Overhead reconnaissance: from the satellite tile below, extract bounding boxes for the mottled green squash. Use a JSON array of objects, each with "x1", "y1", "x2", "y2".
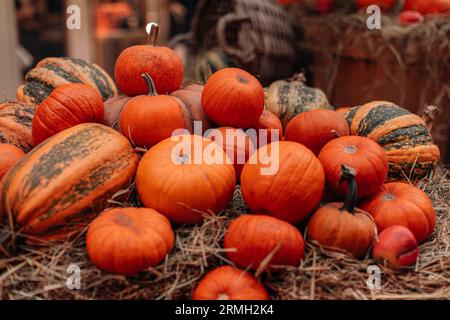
[
  {"x1": 0, "y1": 101, "x2": 35, "y2": 152},
  {"x1": 0, "y1": 123, "x2": 138, "y2": 243},
  {"x1": 17, "y1": 57, "x2": 118, "y2": 106},
  {"x1": 344, "y1": 101, "x2": 440, "y2": 181},
  {"x1": 265, "y1": 78, "x2": 330, "y2": 128}
]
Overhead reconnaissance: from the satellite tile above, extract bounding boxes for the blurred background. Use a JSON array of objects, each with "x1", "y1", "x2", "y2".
[{"x1": 0, "y1": 0, "x2": 449, "y2": 165}]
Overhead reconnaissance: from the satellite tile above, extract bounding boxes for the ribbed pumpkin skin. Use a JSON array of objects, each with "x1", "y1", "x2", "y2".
[
  {"x1": 0, "y1": 102, "x2": 35, "y2": 152},
  {"x1": 114, "y1": 45, "x2": 184, "y2": 96},
  {"x1": 265, "y1": 79, "x2": 330, "y2": 128},
  {"x1": 32, "y1": 83, "x2": 105, "y2": 146},
  {"x1": 224, "y1": 215, "x2": 305, "y2": 270},
  {"x1": 202, "y1": 68, "x2": 265, "y2": 128},
  {"x1": 136, "y1": 135, "x2": 236, "y2": 224},
  {"x1": 308, "y1": 203, "x2": 375, "y2": 258},
  {"x1": 344, "y1": 101, "x2": 440, "y2": 181},
  {"x1": 0, "y1": 123, "x2": 138, "y2": 240},
  {"x1": 87, "y1": 208, "x2": 174, "y2": 275},
  {"x1": 361, "y1": 182, "x2": 436, "y2": 243},
  {"x1": 253, "y1": 110, "x2": 283, "y2": 146},
  {"x1": 205, "y1": 127, "x2": 255, "y2": 181},
  {"x1": 318, "y1": 136, "x2": 388, "y2": 199},
  {"x1": 120, "y1": 95, "x2": 187, "y2": 148},
  {"x1": 17, "y1": 57, "x2": 118, "y2": 105},
  {"x1": 0, "y1": 144, "x2": 25, "y2": 180},
  {"x1": 285, "y1": 109, "x2": 350, "y2": 155},
  {"x1": 193, "y1": 266, "x2": 270, "y2": 300},
  {"x1": 241, "y1": 141, "x2": 325, "y2": 224}
]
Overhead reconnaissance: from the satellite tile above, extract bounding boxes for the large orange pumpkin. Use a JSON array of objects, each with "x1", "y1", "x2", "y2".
[
  {"x1": 318, "y1": 136, "x2": 388, "y2": 199},
  {"x1": 285, "y1": 109, "x2": 350, "y2": 155},
  {"x1": 0, "y1": 101, "x2": 35, "y2": 152},
  {"x1": 114, "y1": 23, "x2": 183, "y2": 96},
  {"x1": 136, "y1": 135, "x2": 236, "y2": 224},
  {"x1": 202, "y1": 68, "x2": 264, "y2": 128},
  {"x1": 32, "y1": 83, "x2": 104, "y2": 146},
  {"x1": 224, "y1": 215, "x2": 305, "y2": 271},
  {"x1": 86, "y1": 207, "x2": 174, "y2": 275},
  {"x1": 241, "y1": 141, "x2": 325, "y2": 224},
  {"x1": 0, "y1": 144, "x2": 25, "y2": 180},
  {"x1": 308, "y1": 165, "x2": 376, "y2": 258},
  {"x1": 360, "y1": 182, "x2": 436, "y2": 243},
  {"x1": 206, "y1": 127, "x2": 255, "y2": 181},
  {"x1": 192, "y1": 266, "x2": 270, "y2": 300},
  {"x1": 0, "y1": 123, "x2": 138, "y2": 242},
  {"x1": 253, "y1": 110, "x2": 283, "y2": 147},
  {"x1": 404, "y1": 0, "x2": 450, "y2": 14},
  {"x1": 120, "y1": 74, "x2": 187, "y2": 148}
]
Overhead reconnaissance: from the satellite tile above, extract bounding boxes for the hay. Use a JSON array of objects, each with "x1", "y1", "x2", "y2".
[{"x1": 0, "y1": 168, "x2": 449, "y2": 300}]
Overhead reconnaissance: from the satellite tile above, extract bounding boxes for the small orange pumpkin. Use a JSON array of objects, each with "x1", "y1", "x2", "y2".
[
  {"x1": 114, "y1": 23, "x2": 183, "y2": 96},
  {"x1": 285, "y1": 109, "x2": 350, "y2": 155},
  {"x1": 202, "y1": 68, "x2": 264, "y2": 128},
  {"x1": 192, "y1": 266, "x2": 270, "y2": 300},
  {"x1": 241, "y1": 141, "x2": 325, "y2": 224},
  {"x1": 318, "y1": 136, "x2": 388, "y2": 199},
  {"x1": 224, "y1": 215, "x2": 305, "y2": 271},
  {"x1": 32, "y1": 83, "x2": 104, "y2": 146},
  {"x1": 136, "y1": 135, "x2": 236, "y2": 224},
  {"x1": 308, "y1": 165, "x2": 376, "y2": 258},
  {"x1": 120, "y1": 74, "x2": 187, "y2": 148},
  {"x1": 253, "y1": 110, "x2": 283, "y2": 147},
  {"x1": 0, "y1": 144, "x2": 25, "y2": 180},
  {"x1": 87, "y1": 207, "x2": 174, "y2": 275},
  {"x1": 361, "y1": 182, "x2": 436, "y2": 243},
  {"x1": 205, "y1": 127, "x2": 255, "y2": 181}
]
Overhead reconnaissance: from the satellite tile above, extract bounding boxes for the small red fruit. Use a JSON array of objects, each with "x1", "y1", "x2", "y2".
[
  {"x1": 372, "y1": 225, "x2": 419, "y2": 269},
  {"x1": 398, "y1": 10, "x2": 424, "y2": 25}
]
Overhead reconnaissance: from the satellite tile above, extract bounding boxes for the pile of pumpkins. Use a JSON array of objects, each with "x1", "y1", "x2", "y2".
[{"x1": 0, "y1": 23, "x2": 441, "y2": 300}]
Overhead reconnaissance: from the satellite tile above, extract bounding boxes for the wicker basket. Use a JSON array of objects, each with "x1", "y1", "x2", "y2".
[{"x1": 191, "y1": 0, "x2": 297, "y2": 85}]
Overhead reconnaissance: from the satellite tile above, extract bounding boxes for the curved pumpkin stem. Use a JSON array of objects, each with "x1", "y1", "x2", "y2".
[
  {"x1": 339, "y1": 164, "x2": 357, "y2": 214},
  {"x1": 141, "y1": 73, "x2": 157, "y2": 96},
  {"x1": 146, "y1": 22, "x2": 159, "y2": 46}
]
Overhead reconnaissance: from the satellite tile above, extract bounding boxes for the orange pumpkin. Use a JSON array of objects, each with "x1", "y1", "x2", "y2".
[
  {"x1": 308, "y1": 165, "x2": 376, "y2": 258},
  {"x1": 120, "y1": 74, "x2": 187, "y2": 148},
  {"x1": 335, "y1": 106, "x2": 352, "y2": 116},
  {"x1": 0, "y1": 144, "x2": 25, "y2": 180},
  {"x1": 356, "y1": 0, "x2": 397, "y2": 10},
  {"x1": 253, "y1": 110, "x2": 283, "y2": 147},
  {"x1": 136, "y1": 135, "x2": 236, "y2": 224},
  {"x1": 32, "y1": 83, "x2": 104, "y2": 146},
  {"x1": 114, "y1": 23, "x2": 183, "y2": 96},
  {"x1": 202, "y1": 68, "x2": 264, "y2": 128},
  {"x1": 361, "y1": 182, "x2": 436, "y2": 243},
  {"x1": 318, "y1": 136, "x2": 388, "y2": 199},
  {"x1": 87, "y1": 207, "x2": 174, "y2": 275},
  {"x1": 192, "y1": 266, "x2": 270, "y2": 300},
  {"x1": 224, "y1": 215, "x2": 305, "y2": 271},
  {"x1": 0, "y1": 101, "x2": 35, "y2": 152},
  {"x1": 404, "y1": 0, "x2": 450, "y2": 14},
  {"x1": 241, "y1": 141, "x2": 325, "y2": 224},
  {"x1": 285, "y1": 109, "x2": 350, "y2": 155},
  {"x1": 206, "y1": 127, "x2": 255, "y2": 181}
]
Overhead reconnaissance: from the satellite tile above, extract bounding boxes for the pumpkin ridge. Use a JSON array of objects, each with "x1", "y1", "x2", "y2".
[
  {"x1": 357, "y1": 104, "x2": 411, "y2": 137},
  {"x1": 379, "y1": 125, "x2": 433, "y2": 150},
  {"x1": 368, "y1": 115, "x2": 427, "y2": 142},
  {"x1": 39, "y1": 97, "x2": 80, "y2": 129}
]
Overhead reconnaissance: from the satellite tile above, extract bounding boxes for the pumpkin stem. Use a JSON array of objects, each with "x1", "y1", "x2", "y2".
[
  {"x1": 339, "y1": 164, "x2": 357, "y2": 214},
  {"x1": 141, "y1": 73, "x2": 157, "y2": 96},
  {"x1": 146, "y1": 22, "x2": 159, "y2": 46}
]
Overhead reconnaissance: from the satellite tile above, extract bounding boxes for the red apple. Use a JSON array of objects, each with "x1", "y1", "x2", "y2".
[
  {"x1": 398, "y1": 10, "x2": 424, "y2": 25},
  {"x1": 372, "y1": 226, "x2": 419, "y2": 269}
]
